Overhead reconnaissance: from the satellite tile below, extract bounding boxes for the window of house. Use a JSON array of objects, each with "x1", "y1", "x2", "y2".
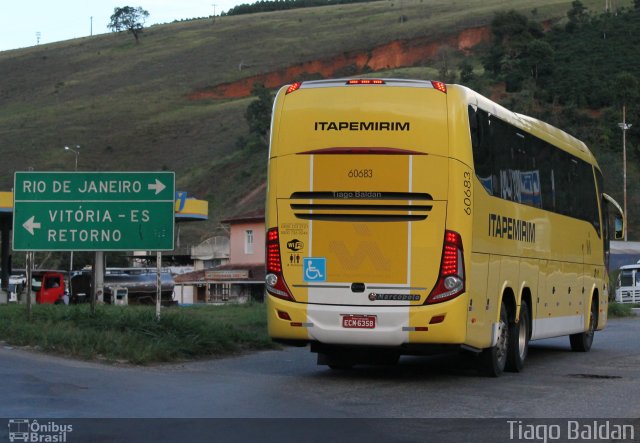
[{"x1": 245, "y1": 229, "x2": 254, "y2": 254}]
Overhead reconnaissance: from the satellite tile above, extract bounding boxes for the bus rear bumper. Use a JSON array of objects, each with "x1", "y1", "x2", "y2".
[{"x1": 267, "y1": 294, "x2": 469, "y2": 347}]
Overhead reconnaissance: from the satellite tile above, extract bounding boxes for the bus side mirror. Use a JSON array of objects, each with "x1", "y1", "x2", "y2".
[
  {"x1": 603, "y1": 193, "x2": 625, "y2": 241},
  {"x1": 615, "y1": 215, "x2": 624, "y2": 240}
]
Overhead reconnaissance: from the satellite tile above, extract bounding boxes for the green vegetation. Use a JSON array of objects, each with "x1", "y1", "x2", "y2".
[
  {"x1": 608, "y1": 302, "x2": 636, "y2": 317},
  {"x1": 224, "y1": 0, "x2": 375, "y2": 16},
  {"x1": 236, "y1": 83, "x2": 274, "y2": 152},
  {"x1": 108, "y1": 6, "x2": 150, "y2": 42},
  {"x1": 470, "y1": 2, "x2": 640, "y2": 241},
  {"x1": 0, "y1": 303, "x2": 276, "y2": 364}
]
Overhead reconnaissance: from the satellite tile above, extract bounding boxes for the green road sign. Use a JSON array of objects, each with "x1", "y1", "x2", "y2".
[{"x1": 13, "y1": 172, "x2": 175, "y2": 251}]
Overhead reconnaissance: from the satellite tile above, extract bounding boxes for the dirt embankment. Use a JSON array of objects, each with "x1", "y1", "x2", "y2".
[{"x1": 188, "y1": 26, "x2": 490, "y2": 100}]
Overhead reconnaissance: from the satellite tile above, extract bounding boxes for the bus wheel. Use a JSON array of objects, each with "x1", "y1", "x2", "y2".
[
  {"x1": 506, "y1": 299, "x2": 530, "y2": 372},
  {"x1": 479, "y1": 302, "x2": 509, "y2": 377},
  {"x1": 570, "y1": 297, "x2": 597, "y2": 352}
]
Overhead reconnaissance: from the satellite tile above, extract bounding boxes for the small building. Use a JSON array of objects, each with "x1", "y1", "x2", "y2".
[
  {"x1": 191, "y1": 236, "x2": 230, "y2": 270},
  {"x1": 174, "y1": 211, "x2": 265, "y2": 304}
]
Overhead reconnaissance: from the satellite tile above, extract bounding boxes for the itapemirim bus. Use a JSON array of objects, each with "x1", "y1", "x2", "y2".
[{"x1": 265, "y1": 79, "x2": 624, "y2": 376}]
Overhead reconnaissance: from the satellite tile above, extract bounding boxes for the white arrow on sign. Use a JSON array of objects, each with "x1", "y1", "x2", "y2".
[
  {"x1": 148, "y1": 179, "x2": 166, "y2": 195},
  {"x1": 23, "y1": 216, "x2": 41, "y2": 235}
]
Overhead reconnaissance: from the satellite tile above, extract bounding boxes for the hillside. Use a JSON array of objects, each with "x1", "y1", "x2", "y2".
[{"x1": 0, "y1": 0, "x2": 633, "y2": 256}]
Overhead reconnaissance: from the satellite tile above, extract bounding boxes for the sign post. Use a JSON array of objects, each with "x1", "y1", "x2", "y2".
[
  {"x1": 13, "y1": 172, "x2": 175, "y2": 251},
  {"x1": 156, "y1": 251, "x2": 162, "y2": 320},
  {"x1": 25, "y1": 251, "x2": 33, "y2": 321},
  {"x1": 13, "y1": 172, "x2": 175, "y2": 316}
]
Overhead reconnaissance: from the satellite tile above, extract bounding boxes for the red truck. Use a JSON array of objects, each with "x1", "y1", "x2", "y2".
[{"x1": 31, "y1": 271, "x2": 66, "y2": 304}]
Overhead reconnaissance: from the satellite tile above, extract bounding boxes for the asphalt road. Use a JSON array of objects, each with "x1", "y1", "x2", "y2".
[{"x1": 1, "y1": 317, "x2": 639, "y2": 442}]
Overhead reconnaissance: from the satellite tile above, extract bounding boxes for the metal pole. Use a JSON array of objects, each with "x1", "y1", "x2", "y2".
[
  {"x1": 0, "y1": 216, "x2": 10, "y2": 303},
  {"x1": 156, "y1": 251, "x2": 162, "y2": 320},
  {"x1": 623, "y1": 105, "x2": 628, "y2": 241},
  {"x1": 64, "y1": 145, "x2": 80, "y2": 291},
  {"x1": 92, "y1": 251, "x2": 104, "y2": 314},
  {"x1": 620, "y1": 105, "x2": 631, "y2": 241},
  {"x1": 26, "y1": 252, "x2": 33, "y2": 321},
  {"x1": 70, "y1": 152, "x2": 76, "y2": 295}
]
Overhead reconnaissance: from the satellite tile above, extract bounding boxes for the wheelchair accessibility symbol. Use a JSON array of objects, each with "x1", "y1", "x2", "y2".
[{"x1": 303, "y1": 257, "x2": 326, "y2": 282}]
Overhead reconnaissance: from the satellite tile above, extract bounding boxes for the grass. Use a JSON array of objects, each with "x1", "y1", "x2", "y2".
[
  {"x1": 0, "y1": 301, "x2": 633, "y2": 364},
  {"x1": 0, "y1": 303, "x2": 278, "y2": 364},
  {"x1": 608, "y1": 302, "x2": 636, "y2": 318}
]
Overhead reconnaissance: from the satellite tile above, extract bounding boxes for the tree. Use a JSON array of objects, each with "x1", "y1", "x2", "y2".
[
  {"x1": 482, "y1": 10, "x2": 545, "y2": 90},
  {"x1": 613, "y1": 72, "x2": 640, "y2": 108},
  {"x1": 436, "y1": 47, "x2": 457, "y2": 84},
  {"x1": 524, "y1": 39, "x2": 554, "y2": 81},
  {"x1": 566, "y1": 1, "x2": 588, "y2": 32},
  {"x1": 108, "y1": 6, "x2": 150, "y2": 42},
  {"x1": 484, "y1": 11, "x2": 544, "y2": 74},
  {"x1": 245, "y1": 83, "x2": 273, "y2": 138},
  {"x1": 236, "y1": 83, "x2": 274, "y2": 151},
  {"x1": 459, "y1": 59, "x2": 475, "y2": 84}
]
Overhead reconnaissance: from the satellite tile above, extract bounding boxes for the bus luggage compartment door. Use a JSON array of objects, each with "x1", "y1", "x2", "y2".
[{"x1": 278, "y1": 196, "x2": 446, "y2": 307}]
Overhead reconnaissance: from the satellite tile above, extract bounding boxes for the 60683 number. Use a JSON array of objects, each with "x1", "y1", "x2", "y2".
[
  {"x1": 463, "y1": 171, "x2": 472, "y2": 215},
  {"x1": 348, "y1": 169, "x2": 373, "y2": 178}
]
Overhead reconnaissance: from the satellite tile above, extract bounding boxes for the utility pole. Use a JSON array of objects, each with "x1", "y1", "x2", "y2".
[
  {"x1": 619, "y1": 105, "x2": 632, "y2": 241},
  {"x1": 64, "y1": 145, "x2": 80, "y2": 296},
  {"x1": 212, "y1": 4, "x2": 217, "y2": 23},
  {"x1": 90, "y1": 16, "x2": 93, "y2": 36}
]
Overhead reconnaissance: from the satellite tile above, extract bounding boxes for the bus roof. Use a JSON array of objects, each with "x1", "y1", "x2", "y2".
[{"x1": 275, "y1": 79, "x2": 600, "y2": 169}]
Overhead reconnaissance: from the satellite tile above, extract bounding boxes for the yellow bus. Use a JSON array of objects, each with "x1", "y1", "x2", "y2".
[{"x1": 265, "y1": 79, "x2": 624, "y2": 376}]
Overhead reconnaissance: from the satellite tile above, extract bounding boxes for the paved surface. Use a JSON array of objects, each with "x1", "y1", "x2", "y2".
[{"x1": 1, "y1": 317, "x2": 639, "y2": 441}]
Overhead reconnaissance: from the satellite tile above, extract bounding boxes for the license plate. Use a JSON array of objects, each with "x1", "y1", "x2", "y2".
[{"x1": 342, "y1": 314, "x2": 376, "y2": 329}]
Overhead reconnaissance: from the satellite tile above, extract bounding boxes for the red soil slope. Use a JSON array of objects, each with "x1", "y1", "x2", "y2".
[{"x1": 188, "y1": 26, "x2": 490, "y2": 100}]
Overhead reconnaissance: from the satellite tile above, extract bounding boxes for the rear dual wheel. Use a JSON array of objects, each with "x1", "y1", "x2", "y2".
[
  {"x1": 479, "y1": 302, "x2": 509, "y2": 377},
  {"x1": 506, "y1": 299, "x2": 530, "y2": 372},
  {"x1": 479, "y1": 300, "x2": 530, "y2": 376},
  {"x1": 570, "y1": 297, "x2": 597, "y2": 352}
]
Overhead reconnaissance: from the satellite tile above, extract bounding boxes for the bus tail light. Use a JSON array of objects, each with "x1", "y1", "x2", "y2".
[
  {"x1": 286, "y1": 82, "x2": 302, "y2": 94},
  {"x1": 426, "y1": 230, "x2": 465, "y2": 304},
  {"x1": 346, "y1": 79, "x2": 386, "y2": 85},
  {"x1": 431, "y1": 81, "x2": 447, "y2": 93},
  {"x1": 266, "y1": 228, "x2": 295, "y2": 301}
]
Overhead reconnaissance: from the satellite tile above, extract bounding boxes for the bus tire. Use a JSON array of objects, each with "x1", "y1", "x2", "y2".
[
  {"x1": 479, "y1": 301, "x2": 509, "y2": 377},
  {"x1": 570, "y1": 297, "x2": 597, "y2": 352},
  {"x1": 506, "y1": 299, "x2": 530, "y2": 372}
]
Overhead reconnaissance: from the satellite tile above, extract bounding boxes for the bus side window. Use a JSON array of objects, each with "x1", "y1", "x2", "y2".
[
  {"x1": 469, "y1": 105, "x2": 480, "y2": 150},
  {"x1": 468, "y1": 105, "x2": 480, "y2": 150},
  {"x1": 469, "y1": 106, "x2": 494, "y2": 195}
]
